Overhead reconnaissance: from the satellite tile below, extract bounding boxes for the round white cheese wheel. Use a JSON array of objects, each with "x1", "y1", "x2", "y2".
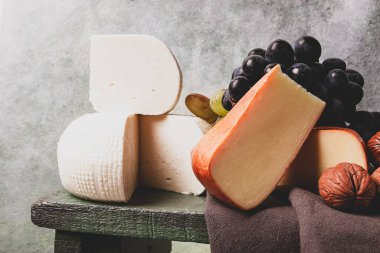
[
  {"x1": 89, "y1": 34, "x2": 182, "y2": 115},
  {"x1": 57, "y1": 113, "x2": 138, "y2": 202}
]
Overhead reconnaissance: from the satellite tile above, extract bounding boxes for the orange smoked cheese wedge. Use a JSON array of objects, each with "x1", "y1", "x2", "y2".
[
  {"x1": 191, "y1": 65, "x2": 326, "y2": 210},
  {"x1": 280, "y1": 127, "x2": 368, "y2": 192}
]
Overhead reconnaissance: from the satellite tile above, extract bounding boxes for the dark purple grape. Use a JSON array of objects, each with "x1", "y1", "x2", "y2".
[
  {"x1": 316, "y1": 118, "x2": 330, "y2": 127},
  {"x1": 346, "y1": 69, "x2": 364, "y2": 87},
  {"x1": 265, "y1": 39, "x2": 294, "y2": 67},
  {"x1": 309, "y1": 62, "x2": 327, "y2": 82},
  {"x1": 318, "y1": 118, "x2": 346, "y2": 127},
  {"x1": 318, "y1": 98, "x2": 345, "y2": 126},
  {"x1": 371, "y1": 111, "x2": 380, "y2": 132},
  {"x1": 338, "y1": 81, "x2": 363, "y2": 105},
  {"x1": 293, "y1": 36, "x2": 321, "y2": 64},
  {"x1": 228, "y1": 76, "x2": 251, "y2": 103},
  {"x1": 372, "y1": 112, "x2": 380, "y2": 120},
  {"x1": 349, "y1": 111, "x2": 376, "y2": 133},
  {"x1": 349, "y1": 124, "x2": 372, "y2": 143},
  {"x1": 343, "y1": 104, "x2": 356, "y2": 122},
  {"x1": 228, "y1": 96, "x2": 236, "y2": 107},
  {"x1": 242, "y1": 55, "x2": 268, "y2": 82},
  {"x1": 336, "y1": 121, "x2": 348, "y2": 127},
  {"x1": 287, "y1": 63, "x2": 313, "y2": 89},
  {"x1": 263, "y1": 63, "x2": 287, "y2": 74},
  {"x1": 222, "y1": 89, "x2": 233, "y2": 110},
  {"x1": 322, "y1": 58, "x2": 346, "y2": 71},
  {"x1": 308, "y1": 81, "x2": 328, "y2": 101},
  {"x1": 231, "y1": 66, "x2": 244, "y2": 79},
  {"x1": 323, "y1": 69, "x2": 349, "y2": 96},
  {"x1": 248, "y1": 48, "x2": 266, "y2": 57}
]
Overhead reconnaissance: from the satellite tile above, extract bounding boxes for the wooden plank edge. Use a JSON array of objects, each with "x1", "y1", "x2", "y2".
[{"x1": 31, "y1": 199, "x2": 209, "y2": 243}]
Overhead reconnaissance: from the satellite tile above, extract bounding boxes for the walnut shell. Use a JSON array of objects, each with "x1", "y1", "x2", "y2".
[
  {"x1": 372, "y1": 168, "x2": 380, "y2": 195},
  {"x1": 367, "y1": 132, "x2": 380, "y2": 165},
  {"x1": 318, "y1": 162, "x2": 376, "y2": 211}
]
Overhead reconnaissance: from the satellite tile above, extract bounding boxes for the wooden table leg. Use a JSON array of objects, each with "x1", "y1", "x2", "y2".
[
  {"x1": 121, "y1": 237, "x2": 171, "y2": 253},
  {"x1": 54, "y1": 230, "x2": 171, "y2": 253},
  {"x1": 55, "y1": 230, "x2": 83, "y2": 253}
]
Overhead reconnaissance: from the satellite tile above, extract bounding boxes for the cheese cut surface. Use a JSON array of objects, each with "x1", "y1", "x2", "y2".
[
  {"x1": 90, "y1": 34, "x2": 182, "y2": 115},
  {"x1": 57, "y1": 113, "x2": 138, "y2": 202},
  {"x1": 280, "y1": 127, "x2": 368, "y2": 191},
  {"x1": 139, "y1": 114, "x2": 205, "y2": 195},
  {"x1": 192, "y1": 65, "x2": 325, "y2": 210}
]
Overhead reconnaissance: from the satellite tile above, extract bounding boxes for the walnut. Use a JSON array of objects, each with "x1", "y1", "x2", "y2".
[
  {"x1": 367, "y1": 132, "x2": 380, "y2": 166},
  {"x1": 318, "y1": 162, "x2": 376, "y2": 212},
  {"x1": 372, "y1": 168, "x2": 380, "y2": 195}
]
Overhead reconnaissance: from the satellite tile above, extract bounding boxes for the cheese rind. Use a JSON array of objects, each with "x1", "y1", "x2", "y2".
[
  {"x1": 57, "y1": 113, "x2": 138, "y2": 202},
  {"x1": 192, "y1": 65, "x2": 325, "y2": 210},
  {"x1": 90, "y1": 34, "x2": 182, "y2": 115},
  {"x1": 139, "y1": 114, "x2": 205, "y2": 195},
  {"x1": 280, "y1": 127, "x2": 368, "y2": 191}
]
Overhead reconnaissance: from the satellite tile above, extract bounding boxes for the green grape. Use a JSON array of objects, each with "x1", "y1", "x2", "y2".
[
  {"x1": 185, "y1": 93, "x2": 219, "y2": 124},
  {"x1": 210, "y1": 89, "x2": 229, "y2": 117}
]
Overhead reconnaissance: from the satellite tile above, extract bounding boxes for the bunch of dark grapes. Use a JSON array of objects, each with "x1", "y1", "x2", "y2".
[{"x1": 220, "y1": 36, "x2": 380, "y2": 147}]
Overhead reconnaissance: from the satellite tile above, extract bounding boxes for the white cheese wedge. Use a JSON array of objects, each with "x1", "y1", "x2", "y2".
[
  {"x1": 57, "y1": 113, "x2": 138, "y2": 202},
  {"x1": 89, "y1": 34, "x2": 182, "y2": 115},
  {"x1": 139, "y1": 114, "x2": 205, "y2": 195}
]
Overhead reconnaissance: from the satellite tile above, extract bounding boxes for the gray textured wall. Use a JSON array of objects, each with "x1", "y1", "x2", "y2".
[{"x1": 1, "y1": 0, "x2": 379, "y2": 252}]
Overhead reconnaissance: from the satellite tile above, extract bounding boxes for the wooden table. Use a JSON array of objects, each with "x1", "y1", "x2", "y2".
[{"x1": 31, "y1": 189, "x2": 208, "y2": 253}]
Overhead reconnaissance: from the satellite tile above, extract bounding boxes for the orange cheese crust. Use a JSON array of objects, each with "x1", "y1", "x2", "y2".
[{"x1": 191, "y1": 66, "x2": 278, "y2": 208}]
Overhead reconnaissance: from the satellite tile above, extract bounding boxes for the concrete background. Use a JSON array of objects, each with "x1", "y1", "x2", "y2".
[{"x1": 0, "y1": 0, "x2": 379, "y2": 252}]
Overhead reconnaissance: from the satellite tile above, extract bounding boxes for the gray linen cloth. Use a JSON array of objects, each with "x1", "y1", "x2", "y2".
[{"x1": 205, "y1": 188, "x2": 380, "y2": 253}]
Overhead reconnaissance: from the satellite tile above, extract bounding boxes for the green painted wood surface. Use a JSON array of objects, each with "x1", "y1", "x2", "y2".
[{"x1": 31, "y1": 189, "x2": 208, "y2": 243}]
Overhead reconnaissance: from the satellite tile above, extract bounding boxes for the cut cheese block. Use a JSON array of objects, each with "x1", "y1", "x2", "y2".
[
  {"x1": 280, "y1": 127, "x2": 368, "y2": 191},
  {"x1": 192, "y1": 65, "x2": 326, "y2": 210},
  {"x1": 57, "y1": 113, "x2": 138, "y2": 202},
  {"x1": 139, "y1": 114, "x2": 205, "y2": 195},
  {"x1": 90, "y1": 34, "x2": 182, "y2": 115}
]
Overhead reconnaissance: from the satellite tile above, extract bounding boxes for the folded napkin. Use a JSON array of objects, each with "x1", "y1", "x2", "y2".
[{"x1": 205, "y1": 188, "x2": 380, "y2": 253}]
